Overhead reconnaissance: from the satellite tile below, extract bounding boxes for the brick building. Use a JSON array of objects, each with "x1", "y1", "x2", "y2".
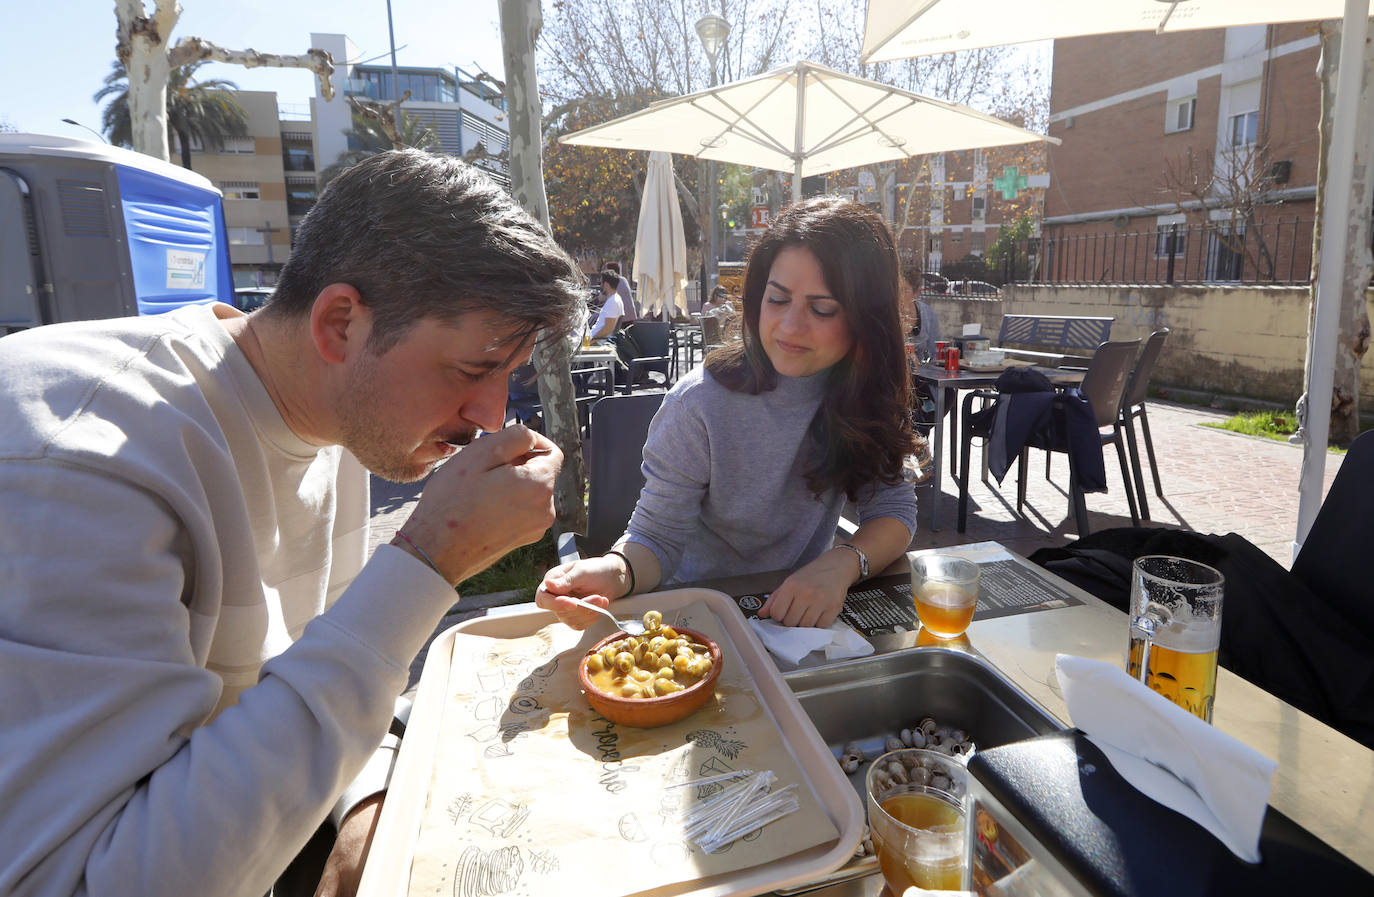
[{"x1": 1042, "y1": 22, "x2": 1325, "y2": 283}]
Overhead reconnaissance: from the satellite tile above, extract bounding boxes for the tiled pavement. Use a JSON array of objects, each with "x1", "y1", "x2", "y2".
[{"x1": 911, "y1": 400, "x2": 1341, "y2": 568}]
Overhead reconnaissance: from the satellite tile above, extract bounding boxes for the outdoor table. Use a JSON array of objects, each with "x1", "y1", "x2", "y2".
[
  {"x1": 571, "y1": 344, "x2": 618, "y2": 399},
  {"x1": 681, "y1": 540, "x2": 1374, "y2": 885},
  {"x1": 912, "y1": 363, "x2": 1084, "y2": 530}
]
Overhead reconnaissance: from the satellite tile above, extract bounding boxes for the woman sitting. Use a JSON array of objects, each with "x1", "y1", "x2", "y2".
[{"x1": 537, "y1": 197, "x2": 920, "y2": 629}]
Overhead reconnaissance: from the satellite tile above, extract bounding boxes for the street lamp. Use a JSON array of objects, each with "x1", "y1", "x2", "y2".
[
  {"x1": 695, "y1": 13, "x2": 730, "y2": 298},
  {"x1": 62, "y1": 119, "x2": 107, "y2": 143}
]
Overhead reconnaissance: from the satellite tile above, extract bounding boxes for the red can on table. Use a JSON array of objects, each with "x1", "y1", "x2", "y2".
[
  {"x1": 945, "y1": 346, "x2": 961, "y2": 371},
  {"x1": 935, "y1": 341, "x2": 949, "y2": 363}
]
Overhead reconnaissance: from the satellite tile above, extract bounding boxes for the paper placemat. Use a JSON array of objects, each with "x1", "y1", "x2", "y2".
[{"x1": 404, "y1": 599, "x2": 839, "y2": 897}]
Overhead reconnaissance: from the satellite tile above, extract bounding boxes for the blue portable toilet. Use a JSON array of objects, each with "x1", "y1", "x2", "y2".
[{"x1": 0, "y1": 133, "x2": 232, "y2": 333}]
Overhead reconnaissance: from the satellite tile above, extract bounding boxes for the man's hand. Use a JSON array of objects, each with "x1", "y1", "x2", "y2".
[
  {"x1": 758, "y1": 548, "x2": 858, "y2": 628},
  {"x1": 399, "y1": 426, "x2": 562, "y2": 585},
  {"x1": 314, "y1": 794, "x2": 383, "y2": 897}
]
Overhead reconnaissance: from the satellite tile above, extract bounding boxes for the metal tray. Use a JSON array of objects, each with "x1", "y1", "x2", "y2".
[{"x1": 775, "y1": 647, "x2": 1065, "y2": 896}]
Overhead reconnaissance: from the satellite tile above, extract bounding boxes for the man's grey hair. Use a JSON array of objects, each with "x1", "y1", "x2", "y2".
[{"x1": 269, "y1": 150, "x2": 585, "y2": 352}]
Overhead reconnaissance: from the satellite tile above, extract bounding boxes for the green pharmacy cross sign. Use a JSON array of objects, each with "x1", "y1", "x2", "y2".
[{"x1": 994, "y1": 166, "x2": 1029, "y2": 200}]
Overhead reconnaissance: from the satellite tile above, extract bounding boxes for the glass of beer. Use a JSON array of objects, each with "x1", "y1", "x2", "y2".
[
  {"x1": 911, "y1": 555, "x2": 981, "y2": 639},
  {"x1": 866, "y1": 748, "x2": 969, "y2": 892},
  {"x1": 1126, "y1": 555, "x2": 1224, "y2": 722}
]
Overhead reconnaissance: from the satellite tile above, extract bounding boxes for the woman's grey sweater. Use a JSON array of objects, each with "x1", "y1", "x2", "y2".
[{"x1": 624, "y1": 366, "x2": 918, "y2": 585}]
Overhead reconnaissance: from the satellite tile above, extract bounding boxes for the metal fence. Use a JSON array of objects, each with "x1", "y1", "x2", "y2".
[{"x1": 1008, "y1": 217, "x2": 1314, "y2": 286}]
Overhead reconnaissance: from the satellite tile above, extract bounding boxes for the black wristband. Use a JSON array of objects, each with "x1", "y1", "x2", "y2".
[{"x1": 606, "y1": 548, "x2": 636, "y2": 599}]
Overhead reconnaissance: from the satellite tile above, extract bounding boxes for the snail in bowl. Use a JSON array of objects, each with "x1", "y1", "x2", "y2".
[{"x1": 579, "y1": 611, "x2": 723, "y2": 728}]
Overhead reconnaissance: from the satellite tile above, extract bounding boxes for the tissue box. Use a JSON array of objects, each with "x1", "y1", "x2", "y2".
[{"x1": 965, "y1": 730, "x2": 1371, "y2": 897}]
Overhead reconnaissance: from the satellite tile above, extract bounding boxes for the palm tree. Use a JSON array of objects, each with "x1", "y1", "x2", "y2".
[
  {"x1": 95, "y1": 60, "x2": 249, "y2": 170},
  {"x1": 317, "y1": 107, "x2": 438, "y2": 189}
]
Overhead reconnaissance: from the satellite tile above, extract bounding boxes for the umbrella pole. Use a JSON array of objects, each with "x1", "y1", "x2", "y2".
[
  {"x1": 793, "y1": 63, "x2": 806, "y2": 204},
  {"x1": 1296, "y1": 0, "x2": 1370, "y2": 556}
]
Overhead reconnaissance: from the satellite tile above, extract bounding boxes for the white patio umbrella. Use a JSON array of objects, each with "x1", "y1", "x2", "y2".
[
  {"x1": 860, "y1": 0, "x2": 1351, "y2": 63},
  {"x1": 632, "y1": 151, "x2": 690, "y2": 320},
  {"x1": 860, "y1": 0, "x2": 1368, "y2": 554},
  {"x1": 559, "y1": 60, "x2": 1058, "y2": 204}
]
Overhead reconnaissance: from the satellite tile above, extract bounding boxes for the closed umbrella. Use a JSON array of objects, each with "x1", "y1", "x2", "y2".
[
  {"x1": 860, "y1": 0, "x2": 1367, "y2": 554},
  {"x1": 559, "y1": 60, "x2": 1057, "y2": 203},
  {"x1": 633, "y1": 151, "x2": 689, "y2": 320}
]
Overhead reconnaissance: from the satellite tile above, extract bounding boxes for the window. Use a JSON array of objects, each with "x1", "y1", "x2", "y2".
[
  {"x1": 227, "y1": 227, "x2": 265, "y2": 246},
  {"x1": 1229, "y1": 110, "x2": 1258, "y2": 148},
  {"x1": 971, "y1": 232, "x2": 985, "y2": 254},
  {"x1": 282, "y1": 146, "x2": 315, "y2": 172},
  {"x1": 1155, "y1": 225, "x2": 1186, "y2": 259},
  {"x1": 219, "y1": 137, "x2": 256, "y2": 154},
  {"x1": 1206, "y1": 220, "x2": 1245, "y2": 281},
  {"x1": 971, "y1": 196, "x2": 986, "y2": 219},
  {"x1": 1166, "y1": 97, "x2": 1196, "y2": 133},
  {"x1": 220, "y1": 181, "x2": 261, "y2": 200},
  {"x1": 286, "y1": 177, "x2": 318, "y2": 216}
]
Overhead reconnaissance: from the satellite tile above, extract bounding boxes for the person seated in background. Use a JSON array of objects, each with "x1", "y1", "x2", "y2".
[
  {"x1": 537, "y1": 197, "x2": 921, "y2": 631},
  {"x1": 903, "y1": 264, "x2": 942, "y2": 363},
  {"x1": 603, "y1": 260, "x2": 639, "y2": 324},
  {"x1": 589, "y1": 270, "x2": 626, "y2": 340},
  {"x1": 700, "y1": 285, "x2": 734, "y2": 317}
]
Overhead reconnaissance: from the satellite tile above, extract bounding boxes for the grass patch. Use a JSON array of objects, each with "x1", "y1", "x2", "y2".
[
  {"x1": 1200, "y1": 409, "x2": 1298, "y2": 441},
  {"x1": 456, "y1": 530, "x2": 558, "y2": 601},
  {"x1": 1200, "y1": 409, "x2": 1348, "y2": 453}
]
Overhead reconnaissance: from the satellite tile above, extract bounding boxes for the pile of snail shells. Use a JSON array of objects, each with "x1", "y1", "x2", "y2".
[
  {"x1": 853, "y1": 825, "x2": 875, "y2": 859},
  {"x1": 836, "y1": 716, "x2": 975, "y2": 775},
  {"x1": 867, "y1": 751, "x2": 963, "y2": 797}
]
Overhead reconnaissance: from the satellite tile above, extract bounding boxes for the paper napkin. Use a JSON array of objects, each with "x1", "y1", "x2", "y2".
[
  {"x1": 747, "y1": 618, "x2": 875, "y2": 665},
  {"x1": 1055, "y1": 654, "x2": 1278, "y2": 863}
]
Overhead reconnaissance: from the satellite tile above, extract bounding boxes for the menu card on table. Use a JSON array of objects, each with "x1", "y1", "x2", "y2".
[
  {"x1": 404, "y1": 599, "x2": 839, "y2": 897},
  {"x1": 728, "y1": 560, "x2": 1083, "y2": 639}
]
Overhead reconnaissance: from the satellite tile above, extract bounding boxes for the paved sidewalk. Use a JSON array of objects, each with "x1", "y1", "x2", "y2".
[{"x1": 914, "y1": 400, "x2": 1341, "y2": 567}]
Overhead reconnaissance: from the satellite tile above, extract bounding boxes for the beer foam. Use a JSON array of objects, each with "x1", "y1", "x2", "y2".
[{"x1": 1154, "y1": 621, "x2": 1220, "y2": 653}]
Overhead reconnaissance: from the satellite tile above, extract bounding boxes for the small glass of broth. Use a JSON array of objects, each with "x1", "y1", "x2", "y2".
[
  {"x1": 865, "y1": 748, "x2": 969, "y2": 892},
  {"x1": 911, "y1": 555, "x2": 981, "y2": 639}
]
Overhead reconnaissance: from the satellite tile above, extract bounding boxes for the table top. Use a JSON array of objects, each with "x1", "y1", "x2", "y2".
[
  {"x1": 912, "y1": 362, "x2": 1085, "y2": 388},
  {"x1": 682, "y1": 541, "x2": 1374, "y2": 874}
]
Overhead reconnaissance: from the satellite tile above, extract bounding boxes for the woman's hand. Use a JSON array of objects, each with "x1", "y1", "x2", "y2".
[
  {"x1": 758, "y1": 549, "x2": 859, "y2": 628},
  {"x1": 535, "y1": 555, "x2": 631, "y2": 629}
]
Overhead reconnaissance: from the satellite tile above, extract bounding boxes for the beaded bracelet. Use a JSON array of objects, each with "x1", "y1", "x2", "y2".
[
  {"x1": 606, "y1": 548, "x2": 636, "y2": 599},
  {"x1": 394, "y1": 531, "x2": 446, "y2": 582}
]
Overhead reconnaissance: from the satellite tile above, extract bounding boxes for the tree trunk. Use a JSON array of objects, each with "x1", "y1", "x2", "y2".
[
  {"x1": 116, "y1": 0, "x2": 177, "y2": 163},
  {"x1": 175, "y1": 126, "x2": 193, "y2": 169},
  {"x1": 1305, "y1": 23, "x2": 1374, "y2": 445},
  {"x1": 499, "y1": 0, "x2": 588, "y2": 536}
]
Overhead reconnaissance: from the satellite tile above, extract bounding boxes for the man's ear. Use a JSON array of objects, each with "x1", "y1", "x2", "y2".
[{"x1": 309, "y1": 283, "x2": 369, "y2": 365}]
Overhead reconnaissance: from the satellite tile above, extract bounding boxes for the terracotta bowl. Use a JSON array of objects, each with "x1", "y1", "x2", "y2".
[{"x1": 578, "y1": 627, "x2": 723, "y2": 729}]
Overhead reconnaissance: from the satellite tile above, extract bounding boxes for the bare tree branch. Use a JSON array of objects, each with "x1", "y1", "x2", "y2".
[{"x1": 167, "y1": 37, "x2": 334, "y2": 100}]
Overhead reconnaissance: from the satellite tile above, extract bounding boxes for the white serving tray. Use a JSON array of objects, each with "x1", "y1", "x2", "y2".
[{"x1": 358, "y1": 587, "x2": 864, "y2": 897}]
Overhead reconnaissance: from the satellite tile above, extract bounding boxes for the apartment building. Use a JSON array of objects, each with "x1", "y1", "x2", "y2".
[
  {"x1": 310, "y1": 33, "x2": 510, "y2": 187},
  {"x1": 177, "y1": 90, "x2": 297, "y2": 288},
  {"x1": 177, "y1": 33, "x2": 509, "y2": 285},
  {"x1": 735, "y1": 146, "x2": 1049, "y2": 280},
  {"x1": 1042, "y1": 22, "x2": 1324, "y2": 283}
]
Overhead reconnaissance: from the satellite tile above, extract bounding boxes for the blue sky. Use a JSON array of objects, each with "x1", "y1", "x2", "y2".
[{"x1": 1, "y1": 0, "x2": 505, "y2": 136}]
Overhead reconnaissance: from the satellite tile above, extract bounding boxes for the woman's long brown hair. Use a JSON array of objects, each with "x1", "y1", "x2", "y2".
[{"x1": 706, "y1": 196, "x2": 919, "y2": 501}]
